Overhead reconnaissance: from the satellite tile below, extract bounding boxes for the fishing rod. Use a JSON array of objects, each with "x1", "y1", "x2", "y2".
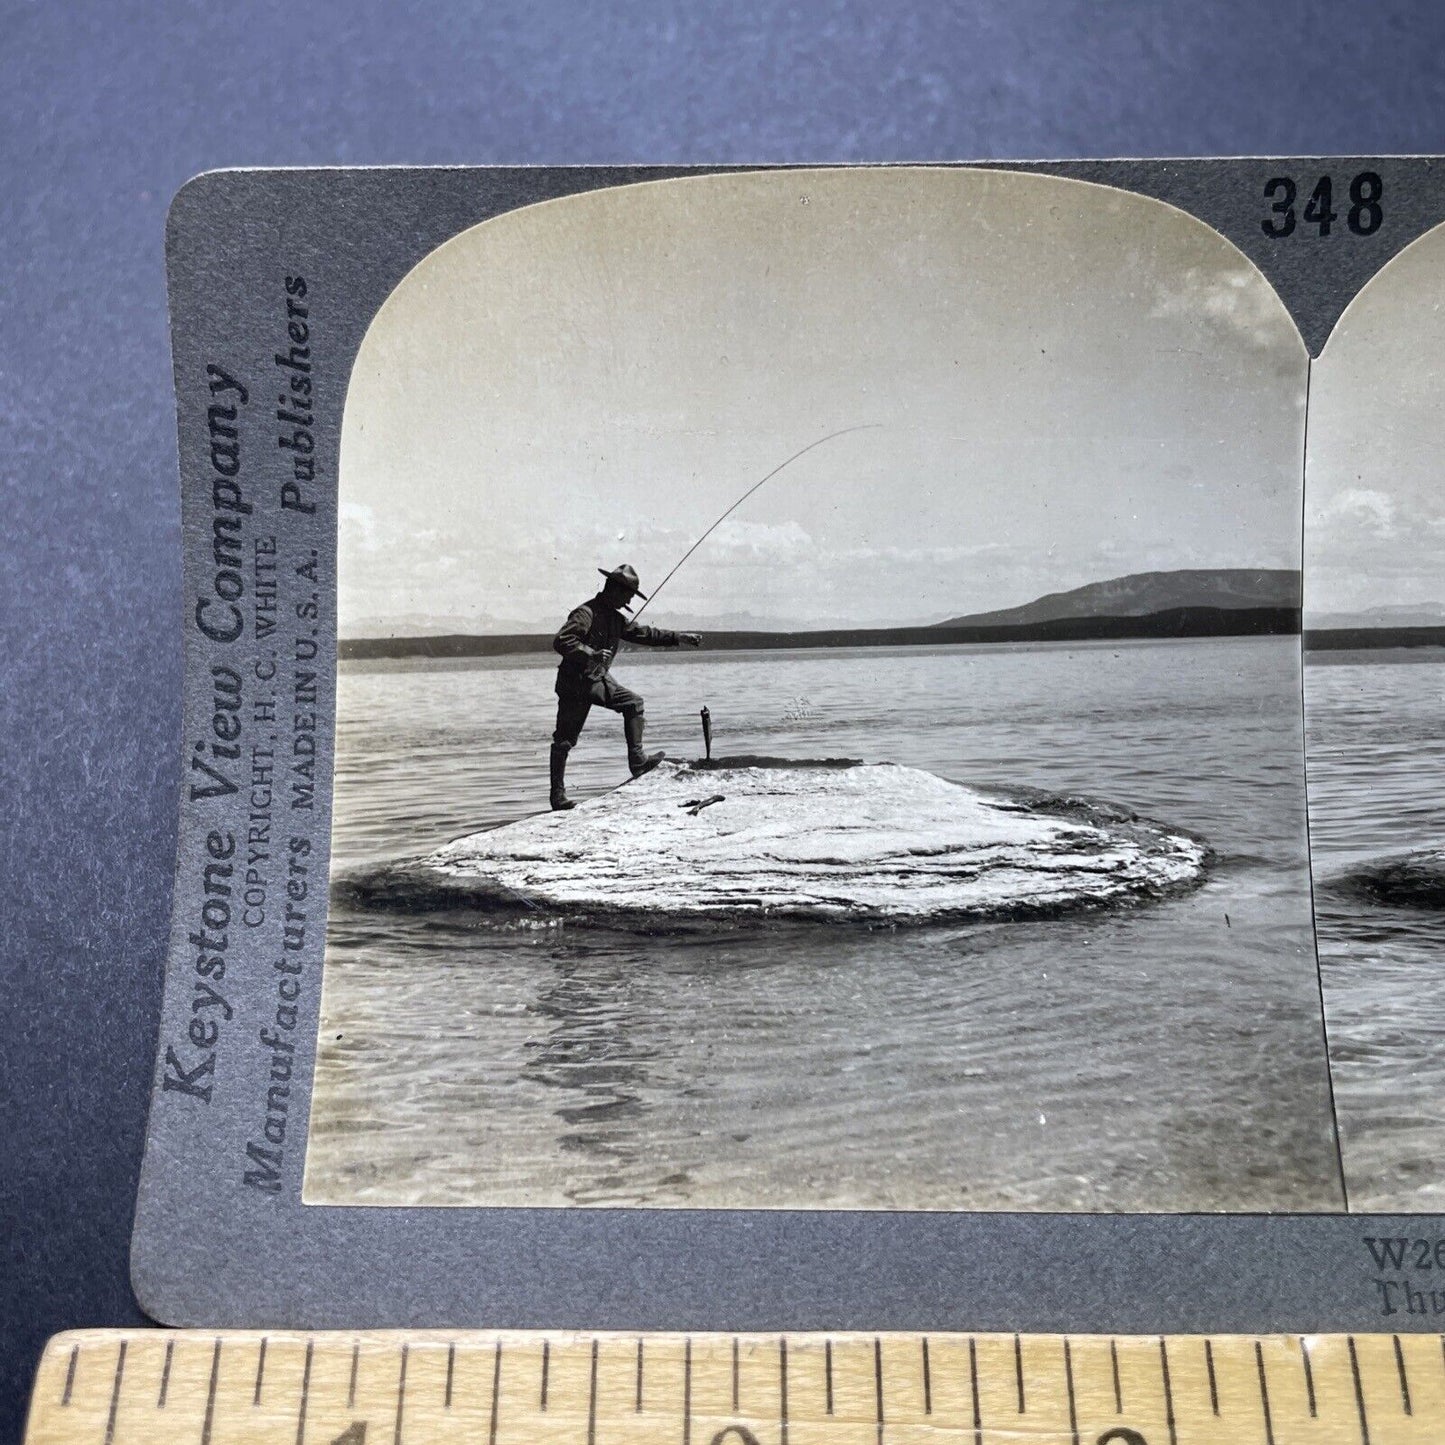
[{"x1": 631, "y1": 423, "x2": 881, "y2": 619}]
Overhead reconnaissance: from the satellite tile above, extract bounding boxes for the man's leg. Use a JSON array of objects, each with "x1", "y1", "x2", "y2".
[
  {"x1": 550, "y1": 693, "x2": 591, "y2": 810},
  {"x1": 601, "y1": 678, "x2": 664, "y2": 778}
]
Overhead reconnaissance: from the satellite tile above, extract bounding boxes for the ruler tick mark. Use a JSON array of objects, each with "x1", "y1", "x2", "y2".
[
  {"x1": 490, "y1": 1340, "x2": 503, "y2": 1445},
  {"x1": 446, "y1": 1342, "x2": 455, "y2": 1409},
  {"x1": 540, "y1": 1339, "x2": 549, "y2": 1410},
  {"x1": 1255, "y1": 1340, "x2": 1275, "y2": 1445},
  {"x1": 1159, "y1": 1338, "x2": 1177, "y2": 1445},
  {"x1": 825, "y1": 1339, "x2": 834, "y2": 1415},
  {"x1": 587, "y1": 1338, "x2": 599, "y2": 1445},
  {"x1": 874, "y1": 1336, "x2": 884, "y2": 1445},
  {"x1": 102, "y1": 1340, "x2": 126, "y2": 1445},
  {"x1": 921, "y1": 1335, "x2": 932, "y2": 1415},
  {"x1": 158, "y1": 1340, "x2": 173, "y2": 1409},
  {"x1": 732, "y1": 1335, "x2": 740, "y2": 1413},
  {"x1": 1204, "y1": 1339, "x2": 1219, "y2": 1416},
  {"x1": 636, "y1": 1337, "x2": 644, "y2": 1413},
  {"x1": 295, "y1": 1339, "x2": 313, "y2": 1445},
  {"x1": 1393, "y1": 1335, "x2": 1411, "y2": 1414},
  {"x1": 1301, "y1": 1338, "x2": 1317, "y2": 1417},
  {"x1": 253, "y1": 1337, "x2": 268, "y2": 1406},
  {"x1": 1349, "y1": 1336, "x2": 1371, "y2": 1445},
  {"x1": 394, "y1": 1342, "x2": 409, "y2": 1445},
  {"x1": 969, "y1": 1337, "x2": 982, "y2": 1445},
  {"x1": 201, "y1": 1338, "x2": 222, "y2": 1445},
  {"x1": 1016, "y1": 1333, "x2": 1026, "y2": 1413},
  {"x1": 1063, "y1": 1339, "x2": 1078, "y2": 1445},
  {"x1": 1110, "y1": 1337, "x2": 1122, "y2": 1413},
  {"x1": 684, "y1": 1337, "x2": 693, "y2": 1445},
  {"x1": 779, "y1": 1337, "x2": 789, "y2": 1445},
  {"x1": 61, "y1": 1344, "x2": 78, "y2": 1407},
  {"x1": 348, "y1": 1342, "x2": 359, "y2": 1408}
]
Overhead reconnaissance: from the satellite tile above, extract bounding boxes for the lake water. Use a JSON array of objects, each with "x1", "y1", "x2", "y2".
[
  {"x1": 1306, "y1": 651, "x2": 1445, "y2": 1212},
  {"x1": 304, "y1": 636, "x2": 1345, "y2": 1212}
]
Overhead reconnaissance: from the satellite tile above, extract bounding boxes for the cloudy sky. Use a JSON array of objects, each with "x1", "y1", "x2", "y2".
[
  {"x1": 1305, "y1": 220, "x2": 1445, "y2": 622},
  {"x1": 340, "y1": 167, "x2": 1308, "y2": 635}
]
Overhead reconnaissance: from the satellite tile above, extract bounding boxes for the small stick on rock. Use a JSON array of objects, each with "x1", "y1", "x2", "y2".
[{"x1": 681, "y1": 794, "x2": 726, "y2": 816}]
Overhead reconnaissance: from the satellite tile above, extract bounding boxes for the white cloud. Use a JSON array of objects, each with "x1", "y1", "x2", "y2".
[
  {"x1": 706, "y1": 517, "x2": 815, "y2": 558},
  {"x1": 1150, "y1": 263, "x2": 1288, "y2": 351},
  {"x1": 1313, "y1": 487, "x2": 1398, "y2": 538}
]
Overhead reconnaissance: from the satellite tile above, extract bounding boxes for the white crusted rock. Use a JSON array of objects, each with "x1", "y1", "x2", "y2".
[{"x1": 362, "y1": 758, "x2": 1210, "y2": 924}]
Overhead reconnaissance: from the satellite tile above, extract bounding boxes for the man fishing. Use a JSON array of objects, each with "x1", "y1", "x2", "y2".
[{"x1": 549, "y1": 564, "x2": 701, "y2": 811}]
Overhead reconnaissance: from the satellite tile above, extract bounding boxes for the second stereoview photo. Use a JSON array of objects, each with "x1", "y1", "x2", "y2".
[{"x1": 1305, "y1": 218, "x2": 1445, "y2": 1214}]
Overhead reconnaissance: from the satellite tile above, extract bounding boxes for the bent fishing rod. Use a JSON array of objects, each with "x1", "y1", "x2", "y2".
[{"x1": 630, "y1": 423, "x2": 881, "y2": 620}]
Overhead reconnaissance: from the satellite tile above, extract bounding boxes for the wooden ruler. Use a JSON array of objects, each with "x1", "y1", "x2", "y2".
[{"x1": 22, "y1": 1330, "x2": 1445, "y2": 1444}]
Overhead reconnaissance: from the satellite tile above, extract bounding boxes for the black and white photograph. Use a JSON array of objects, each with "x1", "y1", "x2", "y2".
[
  {"x1": 302, "y1": 167, "x2": 1341, "y2": 1213},
  {"x1": 1305, "y1": 219, "x2": 1445, "y2": 1213}
]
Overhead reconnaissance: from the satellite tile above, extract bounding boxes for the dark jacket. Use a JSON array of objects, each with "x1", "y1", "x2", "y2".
[{"x1": 553, "y1": 595, "x2": 679, "y2": 693}]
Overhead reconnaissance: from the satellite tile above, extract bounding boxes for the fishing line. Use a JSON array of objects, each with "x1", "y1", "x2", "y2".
[{"x1": 632, "y1": 423, "x2": 881, "y2": 618}]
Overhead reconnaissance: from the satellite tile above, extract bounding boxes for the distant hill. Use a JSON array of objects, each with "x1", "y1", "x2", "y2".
[
  {"x1": 343, "y1": 613, "x2": 542, "y2": 638},
  {"x1": 1305, "y1": 626, "x2": 1445, "y2": 652},
  {"x1": 1303, "y1": 603, "x2": 1445, "y2": 652},
  {"x1": 935, "y1": 569, "x2": 1301, "y2": 628},
  {"x1": 1307, "y1": 604, "x2": 1445, "y2": 629}
]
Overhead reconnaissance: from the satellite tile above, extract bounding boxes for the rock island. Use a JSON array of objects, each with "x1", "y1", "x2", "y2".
[{"x1": 358, "y1": 758, "x2": 1210, "y2": 925}]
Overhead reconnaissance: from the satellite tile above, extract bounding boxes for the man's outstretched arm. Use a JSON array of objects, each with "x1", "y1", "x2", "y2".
[{"x1": 622, "y1": 620, "x2": 701, "y2": 648}]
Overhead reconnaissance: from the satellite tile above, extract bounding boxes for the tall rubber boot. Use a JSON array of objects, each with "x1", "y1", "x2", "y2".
[
  {"x1": 549, "y1": 744, "x2": 575, "y2": 810},
  {"x1": 624, "y1": 712, "x2": 664, "y2": 778}
]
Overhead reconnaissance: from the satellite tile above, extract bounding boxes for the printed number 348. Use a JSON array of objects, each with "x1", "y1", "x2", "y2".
[{"x1": 1263, "y1": 173, "x2": 1383, "y2": 238}]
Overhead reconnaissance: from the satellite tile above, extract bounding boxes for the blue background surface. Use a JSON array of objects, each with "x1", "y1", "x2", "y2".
[{"x1": 2, "y1": 1, "x2": 1444, "y2": 1438}]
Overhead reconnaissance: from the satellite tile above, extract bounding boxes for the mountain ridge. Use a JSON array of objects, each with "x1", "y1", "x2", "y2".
[
  {"x1": 1306, "y1": 604, "x2": 1445, "y2": 629},
  {"x1": 935, "y1": 569, "x2": 1301, "y2": 628}
]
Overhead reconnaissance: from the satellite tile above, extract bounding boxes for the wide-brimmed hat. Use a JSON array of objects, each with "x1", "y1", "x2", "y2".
[{"x1": 597, "y1": 564, "x2": 648, "y2": 600}]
